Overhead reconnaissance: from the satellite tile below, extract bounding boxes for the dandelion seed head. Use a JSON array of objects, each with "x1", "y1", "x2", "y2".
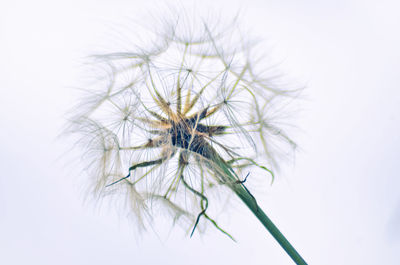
[{"x1": 68, "y1": 7, "x2": 299, "y2": 237}]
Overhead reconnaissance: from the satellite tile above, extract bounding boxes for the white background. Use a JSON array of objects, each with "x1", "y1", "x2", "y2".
[{"x1": 1, "y1": 0, "x2": 399, "y2": 264}]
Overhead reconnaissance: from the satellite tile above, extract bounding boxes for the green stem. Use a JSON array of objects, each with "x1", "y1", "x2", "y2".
[
  {"x1": 216, "y1": 158, "x2": 307, "y2": 265},
  {"x1": 232, "y1": 184, "x2": 307, "y2": 265}
]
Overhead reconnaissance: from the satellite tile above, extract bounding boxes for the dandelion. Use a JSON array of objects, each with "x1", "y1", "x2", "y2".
[{"x1": 69, "y1": 9, "x2": 306, "y2": 264}]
